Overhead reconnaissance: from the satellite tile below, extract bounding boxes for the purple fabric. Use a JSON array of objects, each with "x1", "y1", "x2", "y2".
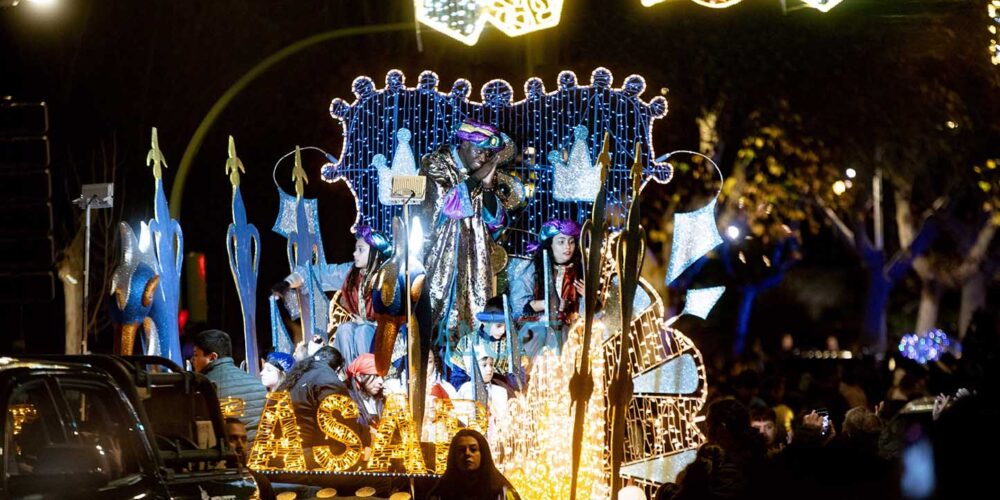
[
  {"x1": 355, "y1": 224, "x2": 392, "y2": 256},
  {"x1": 527, "y1": 219, "x2": 582, "y2": 252},
  {"x1": 455, "y1": 118, "x2": 500, "y2": 144},
  {"x1": 442, "y1": 183, "x2": 475, "y2": 220},
  {"x1": 485, "y1": 208, "x2": 506, "y2": 234}
]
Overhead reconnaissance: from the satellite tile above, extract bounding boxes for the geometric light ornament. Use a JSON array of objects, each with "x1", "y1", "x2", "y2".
[
  {"x1": 679, "y1": 285, "x2": 726, "y2": 320},
  {"x1": 641, "y1": 0, "x2": 743, "y2": 8},
  {"x1": 415, "y1": 0, "x2": 565, "y2": 46},
  {"x1": 631, "y1": 354, "x2": 700, "y2": 395},
  {"x1": 665, "y1": 199, "x2": 722, "y2": 285},
  {"x1": 642, "y1": 0, "x2": 845, "y2": 12},
  {"x1": 619, "y1": 449, "x2": 697, "y2": 485},
  {"x1": 801, "y1": 0, "x2": 844, "y2": 13}
]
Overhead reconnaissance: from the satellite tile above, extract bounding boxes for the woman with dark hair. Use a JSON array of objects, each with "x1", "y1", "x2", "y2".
[
  {"x1": 428, "y1": 429, "x2": 520, "y2": 500},
  {"x1": 275, "y1": 346, "x2": 350, "y2": 451},
  {"x1": 329, "y1": 225, "x2": 393, "y2": 364},
  {"x1": 509, "y1": 219, "x2": 583, "y2": 357}
]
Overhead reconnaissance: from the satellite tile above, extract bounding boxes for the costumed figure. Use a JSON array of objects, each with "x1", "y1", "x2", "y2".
[
  {"x1": 509, "y1": 219, "x2": 584, "y2": 357},
  {"x1": 328, "y1": 225, "x2": 393, "y2": 364},
  {"x1": 260, "y1": 351, "x2": 294, "y2": 392},
  {"x1": 449, "y1": 296, "x2": 522, "y2": 390},
  {"x1": 418, "y1": 119, "x2": 525, "y2": 357},
  {"x1": 346, "y1": 353, "x2": 386, "y2": 447},
  {"x1": 457, "y1": 338, "x2": 513, "y2": 448}
]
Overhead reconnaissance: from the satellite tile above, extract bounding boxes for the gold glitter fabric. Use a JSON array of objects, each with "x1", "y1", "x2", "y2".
[{"x1": 418, "y1": 145, "x2": 511, "y2": 346}]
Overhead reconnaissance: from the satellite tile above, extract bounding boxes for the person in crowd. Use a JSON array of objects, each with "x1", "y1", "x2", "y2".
[
  {"x1": 224, "y1": 417, "x2": 248, "y2": 462},
  {"x1": 275, "y1": 346, "x2": 350, "y2": 455},
  {"x1": 346, "y1": 353, "x2": 386, "y2": 446},
  {"x1": 841, "y1": 406, "x2": 882, "y2": 454},
  {"x1": 427, "y1": 428, "x2": 521, "y2": 500},
  {"x1": 509, "y1": 219, "x2": 583, "y2": 357},
  {"x1": 224, "y1": 417, "x2": 275, "y2": 499},
  {"x1": 750, "y1": 406, "x2": 785, "y2": 455},
  {"x1": 699, "y1": 398, "x2": 768, "y2": 498},
  {"x1": 328, "y1": 225, "x2": 393, "y2": 363},
  {"x1": 260, "y1": 351, "x2": 294, "y2": 392},
  {"x1": 190, "y1": 329, "x2": 267, "y2": 439}
]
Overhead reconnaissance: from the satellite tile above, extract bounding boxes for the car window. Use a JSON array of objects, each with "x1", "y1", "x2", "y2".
[
  {"x1": 5, "y1": 379, "x2": 65, "y2": 476},
  {"x1": 57, "y1": 380, "x2": 143, "y2": 479}
]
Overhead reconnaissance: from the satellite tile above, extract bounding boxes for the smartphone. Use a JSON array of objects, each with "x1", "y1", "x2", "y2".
[{"x1": 816, "y1": 408, "x2": 830, "y2": 435}]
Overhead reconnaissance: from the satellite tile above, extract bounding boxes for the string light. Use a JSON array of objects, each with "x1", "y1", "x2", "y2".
[
  {"x1": 314, "y1": 395, "x2": 364, "y2": 471},
  {"x1": 898, "y1": 329, "x2": 955, "y2": 364},
  {"x1": 414, "y1": 0, "x2": 565, "y2": 46},
  {"x1": 247, "y1": 391, "x2": 308, "y2": 471},
  {"x1": 990, "y1": 1, "x2": 1000, "y2": 65},
  {"x1": 367, "y1": 394, "x2": 428, "y2": 473},
  {"x1": 641, "y1": 0, "x2": 743, "y2": 8},
  {"x1": 642, "y1": 0, "x2": 845, "y2": 12},
  {"x1": 219, "y1": 396, "x2": 246, "y2": 418},
  {"x1": 801, "y1": 0, "x2": 844, "y2": 13},
  {"x1": 8, "y1": 403, "x2": 37, "y2": 436},
  {"x1": 326, "y1": 68, "x2": 670, "y2": 254},
  {"x1": 498, "y1": 322, "x2": 610, "y2": 499},
  {"x1": 426, "y1": 397, "x2": 488, "y2": 473}
]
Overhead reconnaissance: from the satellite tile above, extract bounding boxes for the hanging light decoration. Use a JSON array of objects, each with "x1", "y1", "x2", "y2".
[{"x1": 414, "y1": 0, "x2": 565, "y2": 46}]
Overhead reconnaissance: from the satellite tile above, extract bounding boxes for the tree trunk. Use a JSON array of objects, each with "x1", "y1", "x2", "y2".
[
  {"x1": 959, "y1": 272, "x2": 987, "y2": 338},
  {"x1": 58, "y1": 225, "x2": 85, "y2": 354},
  {"x1": 915, "y1": 280, "x2": 942, "y2": 335},
  {"x1": 862, "y1": 266, "x2": 891, "y2": 354},
  {"x1": 734, "y1": 287, "x2": 757, "y2": 355}
]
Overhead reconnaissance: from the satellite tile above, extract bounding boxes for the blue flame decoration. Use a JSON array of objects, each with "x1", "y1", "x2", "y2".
[
  {"x1": 148, "y1": 177, "x2": 184, "y2": 364},
  {"x1": 227, "y1": 184, "x2": 261, "y2": 374}
]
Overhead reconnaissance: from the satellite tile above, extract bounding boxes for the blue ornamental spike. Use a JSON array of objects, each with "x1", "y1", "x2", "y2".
[
  {"x1": 146, "y1": 128, "x2": 184, "y2": 364},
  {"x1": 226, "y1": 137, "x2": 262, "y2": 374}
]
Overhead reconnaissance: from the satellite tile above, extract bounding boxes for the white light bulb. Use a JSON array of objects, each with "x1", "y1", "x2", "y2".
[
  {"x1": 845, "y1": 168, "x2": 856, "y2": 179},
  {"x1": 726, "y1": 225, "x2": 740, "y2": 240}
]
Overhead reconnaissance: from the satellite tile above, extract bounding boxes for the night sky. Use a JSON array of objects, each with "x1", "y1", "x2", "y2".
[{"x1": 1, "y1": 0, "x2": 994, "y2": 359}]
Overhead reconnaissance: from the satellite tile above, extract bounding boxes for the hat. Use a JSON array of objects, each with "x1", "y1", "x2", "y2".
[
  {"x1": 455, "y1": 119, "x2": 508, "y2": 152},
  {"x1": 346, "y1": 352, "x2": 378, "y2": 379},
  {"x1": 355, "y1": 225, "x2": 393, "y2": 258},
  {"x1": 265, "y1": 351, "x2": 295, "y2": 372},
  {"x1": 526, "y1": 219, "x2": 582, "y2": 253}
]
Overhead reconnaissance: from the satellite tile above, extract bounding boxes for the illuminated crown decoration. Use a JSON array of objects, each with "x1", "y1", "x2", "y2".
[
  {"x1": 549, "y1": 125, "x2": 603, "y2": 202},
  {"x1": 325, "y1": 67, "x2": 670, "y2": 255},
  {"x1": 375, "y1": 128, "x2": 419, "y2": 206}
]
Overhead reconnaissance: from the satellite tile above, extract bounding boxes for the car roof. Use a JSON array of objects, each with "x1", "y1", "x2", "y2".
[{"x1": 0, "y1": 356, "x2": 93, "y2": 373}]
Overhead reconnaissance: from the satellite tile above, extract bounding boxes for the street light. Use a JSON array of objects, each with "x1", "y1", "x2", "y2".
[{"x1": 726, "y1": 225, "x2": 741, "y2": 240}]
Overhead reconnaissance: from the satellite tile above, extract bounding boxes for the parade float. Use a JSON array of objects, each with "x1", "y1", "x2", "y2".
[{"x1": 112, "y1": 67, "x2": 727, "y2": 498}]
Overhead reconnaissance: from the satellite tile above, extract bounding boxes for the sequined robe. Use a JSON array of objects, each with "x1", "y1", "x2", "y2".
[{"x1": 418, "y1": 145, "x2": 509, "y2": 348}]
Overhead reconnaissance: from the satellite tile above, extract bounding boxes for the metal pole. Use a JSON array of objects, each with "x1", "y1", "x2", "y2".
[{"x1": 81, "y1": 199, "x2": 92, "y2": 354}]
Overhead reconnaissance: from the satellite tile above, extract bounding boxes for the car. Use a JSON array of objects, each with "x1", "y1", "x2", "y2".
[{"x1": 0, "y1": 355, "x2": 259, "y2": 499}]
